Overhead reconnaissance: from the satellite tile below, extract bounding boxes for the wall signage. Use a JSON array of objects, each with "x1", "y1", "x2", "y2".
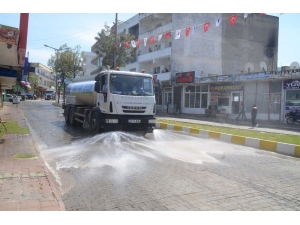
[
  {"x1": 175, "y1": 71, "x2": 195, "y2": 84},
  {"x1": 209, "y1": 84, "x2": 243, "y2": 92},
  {"x1": 283, "y1": 79, "x2": 300, "y2": 89}
]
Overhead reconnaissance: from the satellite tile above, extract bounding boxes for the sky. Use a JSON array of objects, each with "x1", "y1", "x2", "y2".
[{"x1": 0, "y1": 1, "x2": 299, "y2": 70}]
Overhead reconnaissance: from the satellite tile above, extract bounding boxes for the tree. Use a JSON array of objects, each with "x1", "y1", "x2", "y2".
[
  {"x1": 47, "y1": 44, "x2": 83, "y2": 81},
  {"x1": 28, "y1": 74, "x2": 38, "y2": 94},
  {"x1": 94, "y1": 23, "x2": 137, "y2": 69}
]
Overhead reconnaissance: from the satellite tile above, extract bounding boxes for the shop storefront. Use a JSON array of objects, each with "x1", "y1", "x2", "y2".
[
  {"x1": 209, "y1": 83, "x2": 244, "y2": 115},
  {"x1": 283, "y1": 79, "x2": 300, "y2": 114},
  {"x1": 174, "y1": 71, "x2": 209, "y2": 114}
]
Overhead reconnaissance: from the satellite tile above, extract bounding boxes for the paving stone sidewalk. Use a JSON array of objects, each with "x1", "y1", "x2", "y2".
[{"x1": 0, "y1": 103, "x2": 65, "y2": 211}]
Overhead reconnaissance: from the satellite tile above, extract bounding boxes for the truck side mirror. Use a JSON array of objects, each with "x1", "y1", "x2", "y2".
[{"x1": 95, "y1": 81, "x2": 101, "y2": 93}]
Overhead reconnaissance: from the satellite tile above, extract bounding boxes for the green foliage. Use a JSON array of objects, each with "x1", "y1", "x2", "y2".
[
  {"x1": 47, "y1": 44, "x2": 83, "y2": 80},
  {"x1": 28, "y1": 74, "x2": 38, "y2": 93},
  {"x1": 94, "y1": 23, "x2": 137, "y2": 69},
  {"x1": 0, "y1": 121, "x2": 29, "y2": 141}
]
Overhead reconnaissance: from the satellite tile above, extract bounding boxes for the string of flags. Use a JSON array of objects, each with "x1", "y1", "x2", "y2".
[{"x1": 117, "y1": 13, "x2": 278, "y2": 50}]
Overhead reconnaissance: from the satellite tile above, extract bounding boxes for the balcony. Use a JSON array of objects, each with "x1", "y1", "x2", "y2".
[
  {"x1": 138, "y1": 47, "x2": 171, "y2": 63},
  {"x1": 154, "y1": 72, "x2": 171, "y2": 82},
  {"x1": 139, "y1": 22, "x2": 172, "y2": 40}
]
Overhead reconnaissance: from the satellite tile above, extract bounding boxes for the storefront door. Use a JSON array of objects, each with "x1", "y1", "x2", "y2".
[
  {"x1": 231, "y1": 92, "x2": 241, "y2": 114},
  {"x1": 164, "y1": 92, "x2": 172, "y2": 111}
]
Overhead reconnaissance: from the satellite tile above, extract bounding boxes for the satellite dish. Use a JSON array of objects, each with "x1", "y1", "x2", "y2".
[
  {"x1": 290, "y1": 62, "x2": 300, "y2": 69},
  {"x1": 260, "y1": 61, "x2": 267, "y2": 71},
  {"x1": 245, "y1": 62, "x2": 254, "y2": 72}
]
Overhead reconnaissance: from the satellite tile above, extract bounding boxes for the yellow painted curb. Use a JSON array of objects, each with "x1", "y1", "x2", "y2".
[
  {"x1": 260, "y1": 140, "x2": 277, "y2": 151},
  {"x1": 190, "y1": 128, "x2": 199, "y2": 134},
  {"x1": 174, "y1": 125, "x2": 183, "y2": 131},
  {"x1": 160, "y1": 123, "x2": 168, "y2": 129},
  {"x1": 209, "y1": 131, "x2": 221, "y2": 139},
  {"x1": 295, "y1": 146, "x2": 300, "y2": 157},
  {"x1": 231, "y1": 135, "x2": 245, "y2": 145}
]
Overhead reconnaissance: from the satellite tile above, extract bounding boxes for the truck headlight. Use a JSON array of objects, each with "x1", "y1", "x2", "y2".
[{"x1": 148, "y1": 119, "x2": 156, "y2": 124}]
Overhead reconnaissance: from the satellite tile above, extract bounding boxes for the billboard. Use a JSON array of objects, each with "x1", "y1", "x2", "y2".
[
  {"x1": 175, "y1": 71, "x2": 195, "y2": 84},
  {"x1": 0, "y1": 24, "x2": 19, "y2": 45}
]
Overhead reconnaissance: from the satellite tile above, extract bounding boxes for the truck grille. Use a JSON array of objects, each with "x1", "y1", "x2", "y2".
[{"x1": 122, "y1": 106, "x2": 146, "y2": 113}]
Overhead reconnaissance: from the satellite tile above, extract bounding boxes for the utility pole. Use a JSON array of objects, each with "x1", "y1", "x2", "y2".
[{"x1": 114, "y1": 13, "x2": 118, "y2": 69}]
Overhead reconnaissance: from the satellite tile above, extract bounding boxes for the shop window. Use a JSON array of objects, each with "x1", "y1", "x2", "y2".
[
  {"x1": 201, "y1": 85, "x2": 208, "y2": 92},
  {"x1": 218, "y1": 97, "x2": 229, "y2": 106}
]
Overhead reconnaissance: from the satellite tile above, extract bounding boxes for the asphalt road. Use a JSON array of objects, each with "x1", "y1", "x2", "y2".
[{"x1": 19, "y1": 100, "x2": 300, "y2": 211}]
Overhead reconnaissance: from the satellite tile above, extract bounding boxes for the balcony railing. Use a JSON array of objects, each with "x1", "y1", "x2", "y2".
[
  {"x1": 138, "y1": 47, "x2": 171, "y2": 63},
  {"x1": 139, "y1": 22, "x2": 172, "y2": 40}
]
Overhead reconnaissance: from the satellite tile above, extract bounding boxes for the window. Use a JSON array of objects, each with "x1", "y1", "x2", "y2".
[
  {"x1": 218, "y1": 97, "x2": 229, "y2": 106},
  {"x1": 185, "y1": 85, "x2": 208, "y2": 108},
  {"x1": 153, "y1": 66, "x2": 160, "y2": 74}
]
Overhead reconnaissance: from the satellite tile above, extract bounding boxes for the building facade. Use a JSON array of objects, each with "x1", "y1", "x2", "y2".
[
  {"x1": 28, "y1": 63, "x2": 55, "y2": 97},
  {"x1": 89, "y1": 13, "x2": 300, "y2": 122}
]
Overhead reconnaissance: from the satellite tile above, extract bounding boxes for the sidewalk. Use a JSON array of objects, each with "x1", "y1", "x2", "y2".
[{"x1": 0, "y1": 102, "x2": 65, "y2": 211}]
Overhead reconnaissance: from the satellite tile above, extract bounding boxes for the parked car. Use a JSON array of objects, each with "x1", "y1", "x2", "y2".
[
  {"x1": 25, "y1": 93, "x2": 37, "y2": 100},
  {"x1": 7, "y1": 94, "x2": 13, "y2": 102}
]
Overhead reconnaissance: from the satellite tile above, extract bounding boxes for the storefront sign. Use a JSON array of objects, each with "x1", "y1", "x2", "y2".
[
  {"x1": 283, "y1": 79, "x2": 300, "y2": 89},
  {"x1": 285, "y1": 106, "x2": 300, "y2": 111},
  {"x1": 209, "y1": 84, "x2": 243, "y2": 92},
  {"x1": 175, "y1": 71, "x2": 195, "y2": 84},
  {"x1": 0, "y1": 24, "x2": 19, "y2": 45}
]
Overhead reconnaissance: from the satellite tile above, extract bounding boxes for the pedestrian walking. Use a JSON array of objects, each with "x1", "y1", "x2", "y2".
[
  {"x1": 236, "y1": 101, "x2": 246, "y2": 120},
  {"x1": 251, "y1": 104, "x2": 258, "y2": 128}
]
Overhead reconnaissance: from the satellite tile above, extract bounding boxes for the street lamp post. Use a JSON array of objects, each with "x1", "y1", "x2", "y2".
[
  {"x1": 44, "y1": 44, "x2": 71, "y2": 106},
  {"x1": 114, "y1": 13, "x2": 117, "y2": 69}
]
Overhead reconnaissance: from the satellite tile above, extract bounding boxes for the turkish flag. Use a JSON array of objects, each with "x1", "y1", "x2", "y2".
[
  {"x1": 149, "y1": 36, "x2": 154, "y2": 44},
  {"x1": 259, "y1": 13, "x2": 266, "y2": 16},
  {"x1": 204, "y1": 22, "x2": 210, "y2": 32},
  {"x1": 137, "y1": 39, "x2": 140, "y2": 47},
  {"x1": 230, "y1": 15, "x2": 237, "y2": 26},
  {"x1": 165, "y1": 31, "x2": 171, "y2": 39},
  {"x1": 125, "y1": 42, "x2": 129, "y2": 48},
  {"x1": 186, "y1": 27, "x2": 191, "y2": 37}
]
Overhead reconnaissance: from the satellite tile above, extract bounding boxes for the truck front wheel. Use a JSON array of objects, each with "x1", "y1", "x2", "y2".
[{"x1": 89, "y1": 111, "x2": 100, "y2": 134}]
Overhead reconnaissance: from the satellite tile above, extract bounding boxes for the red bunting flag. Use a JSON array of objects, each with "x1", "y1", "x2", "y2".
[
  {"x1": 230, "y1": 15, "x2": 238, "y2": 26},
  {"x1": 186, "y1": 27, "x2": 191, "y2": 37},
  {"x1": 259, "y1": 13, "x2": 266, "y2": 16},
  {"x1": 204, "y1": 22, "x2": 210, "y2": 32},
  {"x1": 125, "y1": 42, "x2": 129, "y2": 48},
  {"x1": 165, "y1": 31, "x2": 171, "y2": 39},
  {"x1": 149, "y1": 36, "x2": 154, "y2": 44},
  {"x1": 137, "y1": 39, "x2": 140, "y2": 47}
]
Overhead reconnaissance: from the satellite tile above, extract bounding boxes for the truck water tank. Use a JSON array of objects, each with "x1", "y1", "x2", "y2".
[{"x1": 65, "y1": 81, "x2": 96, "y2": 105}]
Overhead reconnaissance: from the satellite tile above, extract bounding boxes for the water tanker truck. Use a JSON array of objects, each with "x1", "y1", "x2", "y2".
[{"x1": 62, "y1": 70, "x2": 156, "y2": 134}]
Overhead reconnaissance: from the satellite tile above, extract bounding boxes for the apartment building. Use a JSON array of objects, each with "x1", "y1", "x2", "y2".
[
  {"x1": 28, "y1": 63, "x2": 55, "y2": 97},
  {"x1": 89, "y1": 13, "x2": 300, "y2": 121}
]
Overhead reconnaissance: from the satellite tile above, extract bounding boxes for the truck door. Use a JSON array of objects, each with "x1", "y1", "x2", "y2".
[{"x1": 98, "y1": 74, "x2": 109, "y2": 113}]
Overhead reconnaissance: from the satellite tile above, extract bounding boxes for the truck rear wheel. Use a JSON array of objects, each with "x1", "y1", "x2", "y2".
[
  {"x1": 69, "y1": 107, "x2": 78, "y2": 126},
  {"x1": 64, "y1": 106, "x2": 70, "y2": 124},
  {"x1": 89, "y1": 110, "x2": 100, "y2": 134}
]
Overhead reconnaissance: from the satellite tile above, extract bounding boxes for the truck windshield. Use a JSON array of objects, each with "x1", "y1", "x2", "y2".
[{"x1": 110, "y1": 74, "x2": 154, "y2": 96}]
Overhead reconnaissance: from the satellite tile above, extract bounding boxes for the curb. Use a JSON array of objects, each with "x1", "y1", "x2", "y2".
[{"x1": 156, "y1": 122, "x2": 300, "y2": 158}]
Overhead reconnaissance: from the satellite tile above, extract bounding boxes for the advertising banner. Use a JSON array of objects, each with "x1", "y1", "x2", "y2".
[{"x1": 0, "y1": 24, "x2": 19, "y2": 45}]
